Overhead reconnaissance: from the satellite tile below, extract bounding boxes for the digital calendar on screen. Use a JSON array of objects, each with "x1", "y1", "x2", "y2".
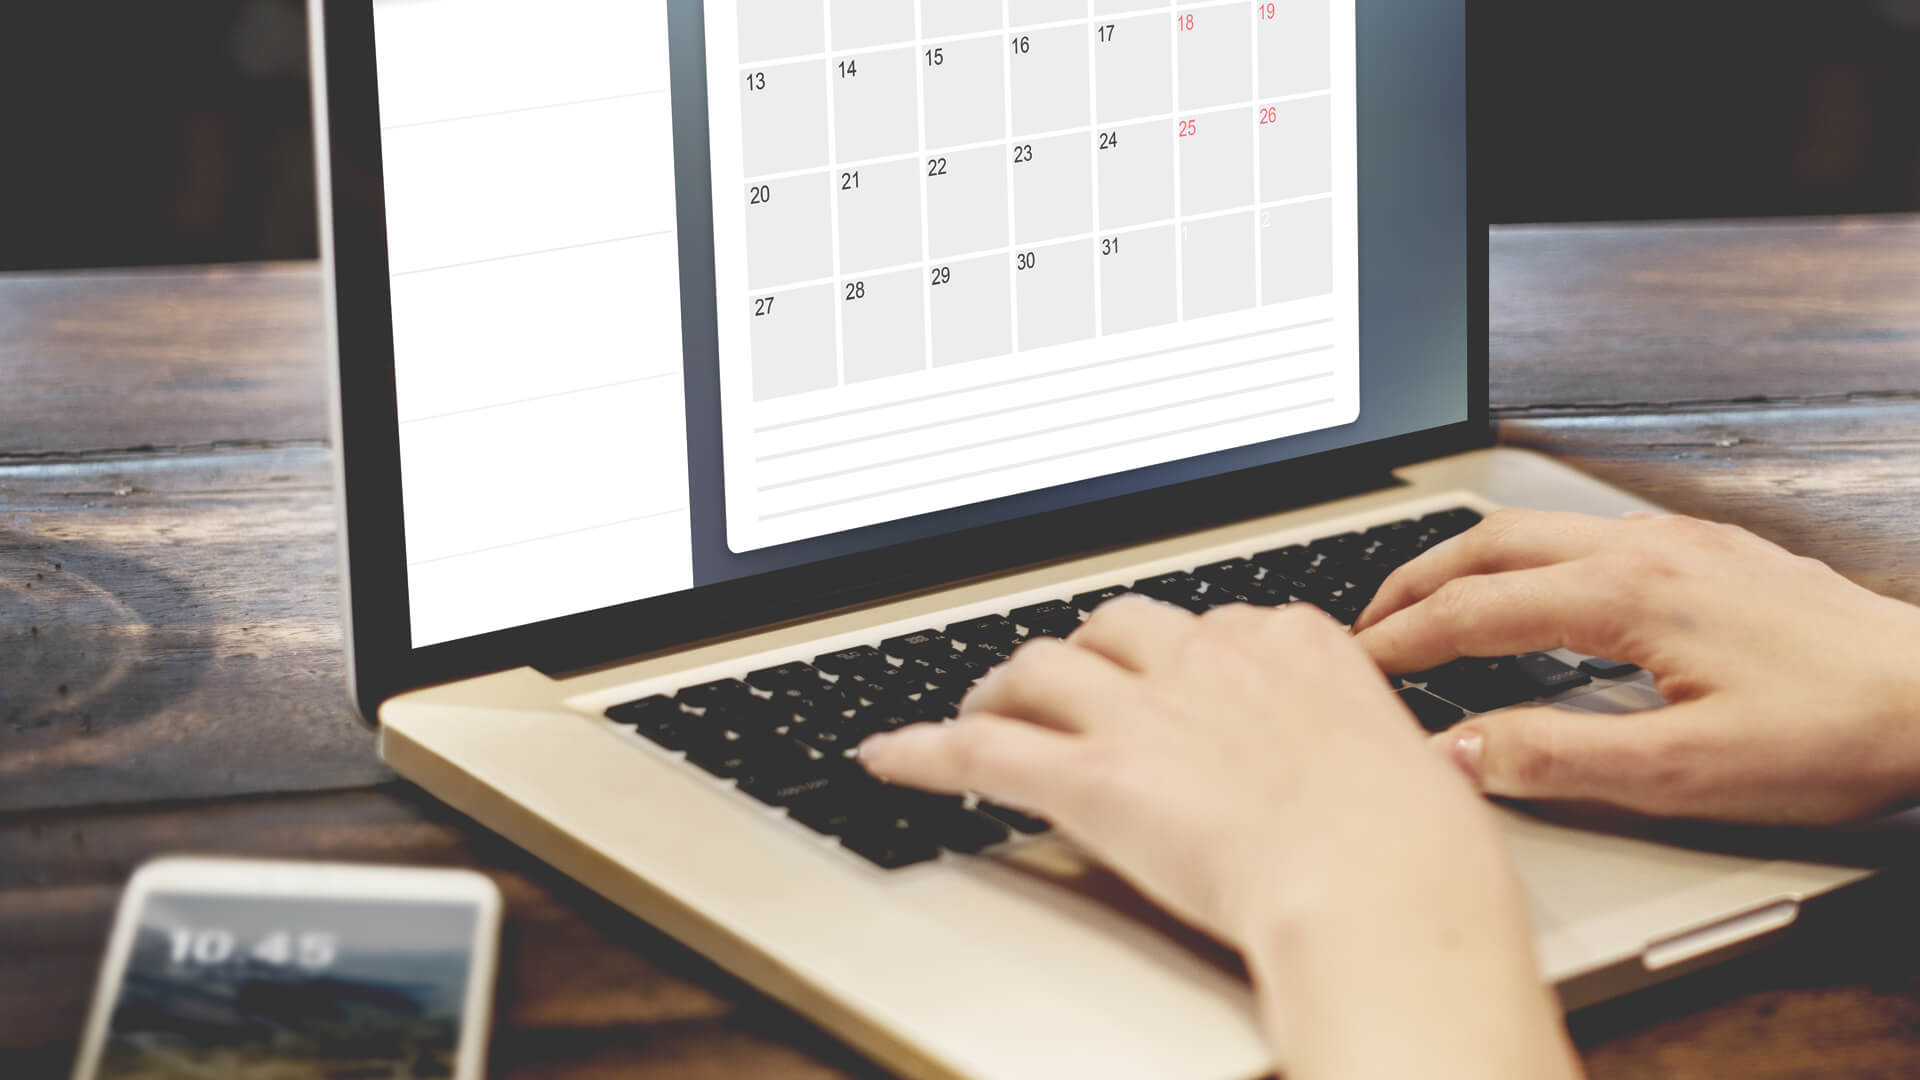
[{"x1": 703, "y1": 0, "x2": 1360, "y2": 551}]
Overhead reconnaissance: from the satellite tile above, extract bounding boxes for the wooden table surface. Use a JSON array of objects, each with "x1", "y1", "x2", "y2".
[{"x1": 5, "y1": 216, "x2": 1920, "y2": 1077}]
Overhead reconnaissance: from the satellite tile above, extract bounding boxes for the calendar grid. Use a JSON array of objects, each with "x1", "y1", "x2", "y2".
[
  {"x1": 1000, "y1": 0, "x2": 1022, "y2": 354},
  {"x1": 818, "y1": 0, "x2": 847, "y2": 387},
  {"x1": 730, "y1": 0, "x2": 1340, "y2": 402},
  {"x1": 911, "y1": 0, "x2": 935, "y2": 373},
  {"x1": 1167, "y1": 4, "x2": 1187, "y2": 322},
  {"x1": 1248, "y1": 5, "x2": 1265, "y2": 306},
  {"x1": 741, "y1": 90, "x2": 1329, "y2": 185},
  {"x1": 743, "y1": 194, "x2": 1330, "y2": 297},
  {"x1": 754, "y1": 0, "x2": 1255, "y2": 67},
  {"x1": 1084, "y1": 0, "x2": 1105, "y2": 336}
]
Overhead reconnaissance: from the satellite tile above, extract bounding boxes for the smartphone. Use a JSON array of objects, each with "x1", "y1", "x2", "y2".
[{"x1": 70, "y1": 857, "x2": 503, "y2": 1080}]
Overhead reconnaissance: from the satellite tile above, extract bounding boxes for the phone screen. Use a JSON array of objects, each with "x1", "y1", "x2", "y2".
[{"x1": 95, "y1": 891, "x2": 479, "y2": 1079}]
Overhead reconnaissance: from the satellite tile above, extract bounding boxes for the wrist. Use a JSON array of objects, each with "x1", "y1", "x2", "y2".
[{"x1": 1236, "y1": 823, "x2": 1575, "y2": 1078}]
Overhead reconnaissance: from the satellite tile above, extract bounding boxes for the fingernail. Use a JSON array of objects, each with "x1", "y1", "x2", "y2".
[{"x1": 1451, "y1": 732, "x2": 1485, "y2": 785}]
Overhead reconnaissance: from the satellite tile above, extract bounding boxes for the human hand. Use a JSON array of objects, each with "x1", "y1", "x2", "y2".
[
  {"x1": 1354, "y1": 510, "x2": 1920, "y2": 825},
  {"x1": 858, "y1": 598, "x2": 1577, "y2": 1079}
]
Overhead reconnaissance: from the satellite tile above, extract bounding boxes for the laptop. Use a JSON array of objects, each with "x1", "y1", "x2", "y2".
[{"x1": 309, "y1": 1, "x2": 1877, "y2": 1076}]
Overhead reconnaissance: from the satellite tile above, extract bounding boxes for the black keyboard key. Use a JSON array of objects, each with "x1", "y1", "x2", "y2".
[
  {"x1": 814, "y1": 645, "x2": 890, "y2": 680},
  {"x1": 1308, "y1": 532, "x2": 1365, "y2": 558},
  {"x1": 1419, "y1": 508, "x2": 1482, "y2": 539},
  {"x1": 1420, "y1": 657, "x2": 1535, "y2": 714},
  {"x1": 1579, "y1": 657, "x2": 1641, "y2": 679},
  {"x1": 976, "y1": 801, "x2": 1052, "y2": 834},
  {"x1": 1132, "y1": 572, "x2": 1212, "y2": 614},
  {"x1": 962, "y1": 639, "x2": 1015, "y2": 666},
  {"x1": 905, "y1": 655, "x2": 971, "y2": 690},
  {"x1": 1008, "y1": 599, "x2": 1083, "y2": 637},
  {"x1": 932, "y1": 807, "x2": 1012, "y2": 854},
  {"x1": 838, "y1": 828, "x2": 941, "y2": 869},
  {"x1": 882, "y1": 629, "x2": 956, "y2": 662},
  {"x1": 608, "y1": 696, "x2": 708, "y2": 752},
  {"x1": 1363, "y1": 519, "x2": 1420, "y2": 550},
  {"x1": 847, "y1": 670, "x2": 925, "y2": 703},
  {"x1": 606, "y1": 691, "x2": 721, "y2": 753},
  {"x1": 737, "y1": 756, "x2": 845, "y2": 806},
  {"x1": 842, "y1": 701, "x2": 923, "y2": 740},
  {"x1": 1252, "y1": 544, "x2": 1315, "y2": 575},
  {"x1": 1193, "y1": 558, "x2": 1264, "y2": 592},
  {"x1": 945, "y1": 615, "x2": 1023, "y2": 650},
  {"x1": 1321, "y1": 557, "x2": 1392, "y2": 590},
  {"x1": 794, "y1": 717, "x2": 859, "y2": 754},
  {"x1": 837, "y1": 790, "x2": 958, "y2": 866},
  {"x1": 677, "y1": 678, "x2": 753, "y2": 712},
  {"x1": 1071, "y1": 585, "x2": 1132, "y2": 613},
  {"x1": 1514, "y1": 653, "x2": 1593, "y2": 696},
  {"x1": 683, "y1": 732, "x2": 766, "y2": 777},
  {"x1": 702, "y1": 695, "x2": 795, "y2": 738},
  {"x1": 785, "y1": 799, "x2": 861, "y2": 836},
  {"x1": 764, "y1": 680, "x2": 859, "y2": 719},
  {"x1": 606, "y1": 694, "x2": 679, "y2": 729},
  {"x1": 746, "y1": 661, "x2": 824, "y2": 693},
  {"x1": 1397, "y1": 686, "x2": 1466, "y2": 734}
]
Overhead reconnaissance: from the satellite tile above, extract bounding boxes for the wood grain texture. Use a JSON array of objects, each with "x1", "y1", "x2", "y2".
[
  {"x1": 0, "y1": 788, "x2": 1914, "y2": 1080},
  {"x1": 1491, "y1": 215, "x2": 1920, "y2": 408},
  {"x1": 0, "y1": 787, "x2": 884, "y2": 1080},
  {"x1": 0, "y1": 446, "x2": 388, "y2": 812},
  {"x1": 6, "y1": 216, "x2": 1920, "y2": 1078},
  {"x1": 0, "y1": 264, "x2": 327, "y2": 455}
]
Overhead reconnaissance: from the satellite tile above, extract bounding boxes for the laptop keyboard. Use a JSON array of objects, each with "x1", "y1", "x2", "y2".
[{"x1": 605, "y1": 507, "x2": 1634, "y2": 870}]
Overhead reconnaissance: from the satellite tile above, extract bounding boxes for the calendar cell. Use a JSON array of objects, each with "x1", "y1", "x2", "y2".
[
  {"x1": 1259, "y1": 96, "x2": 1332, "y2": 203},
  {"x1": 749, "y1": 284, "x2": 837, "y2": 400},
  {"x1": 1178, "y1": 108, "x2": 1256, "y2": 215},
  {"x1": 1095, "y1": 0, "x2": 1163, "y2": 13},
  {"x1": 926, "y1": 145, "x2": 1011, "y2": 259},
  {"x1": 923, "y1": 33, "x2": 1007, "y2": 150},
  {"x1": 1181, "y1": 212, "x2": 1257, "y2": 320},
  {"x1": 1098, "y1": 225, "x2": 1176, "y2": 334},
  {"x1": 1093, "y1": 14, "x2": 1172, "y2": 124},
  {"x1": 740, "y1": 60, "x2": 830, "y2": 176},
  {"x1": 1010, "y1": 25, "x2": 1091, "y2": 136},
  {"x1": 922, "y1": 0, "x2": 1002, "y2": 38},
  {"x1": 746, "y1": 170, "x2": 834, "y2": 289},
  {"x1": 1013, "y1": 133, "x2": 1093, "y2": 245},
  {"x1": 1095, "y1": 118, "x2": 1175, "y2": 229},
  {"x1": 1261, "y1": 197, "x2": 1333, "y2": 304},
  {"x1": 1176, "y1": 3, "x2": 1253, "y2": 111},
  {"x1": 842, "y1": 269, "x2": 928, "y2": 384},
  {"x1": 1258, "y1": 0, "x2": 1331, "y2": 98},
  {"x1": 738, "y1": 0, "x2": 824, "y2": 63},
  {"x1": 1010, "y1": 0, "x2": 1088, "y2": 26},
  {"x1": 929, "y1": 255, "x2": 1014, "y2": 367},
  {"x1": 832, "y1": 0, "x2": 915, "y2": 50},
  {"x1": 837, "y1": 157, "x2": 924, "y2": 273},
  {"x1": 1014, "y1": 238, "x2": 1096, "y2": 351},
  {"x1": 832, "y1": 47, "x2": 919, "y2": 162}
]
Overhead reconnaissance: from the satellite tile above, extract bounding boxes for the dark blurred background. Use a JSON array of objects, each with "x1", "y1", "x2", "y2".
[{"x1": 2, "y1": 1, "x2": 1918, "y2": 272}]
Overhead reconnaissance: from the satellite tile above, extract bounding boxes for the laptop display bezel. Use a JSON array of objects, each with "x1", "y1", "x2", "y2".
[{"x1": 316, "y1": 0, "x2": 1489, "y2": 721}]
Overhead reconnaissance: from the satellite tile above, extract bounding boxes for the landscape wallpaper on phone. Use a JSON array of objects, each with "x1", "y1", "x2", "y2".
[{"x1": 97, "y1": 893, "x2": 478, "y2": 1080}]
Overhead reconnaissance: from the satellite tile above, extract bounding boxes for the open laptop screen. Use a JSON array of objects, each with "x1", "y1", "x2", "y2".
[{"x1": 368, "y1": 0, "x2": 1466, "y2": 648}]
